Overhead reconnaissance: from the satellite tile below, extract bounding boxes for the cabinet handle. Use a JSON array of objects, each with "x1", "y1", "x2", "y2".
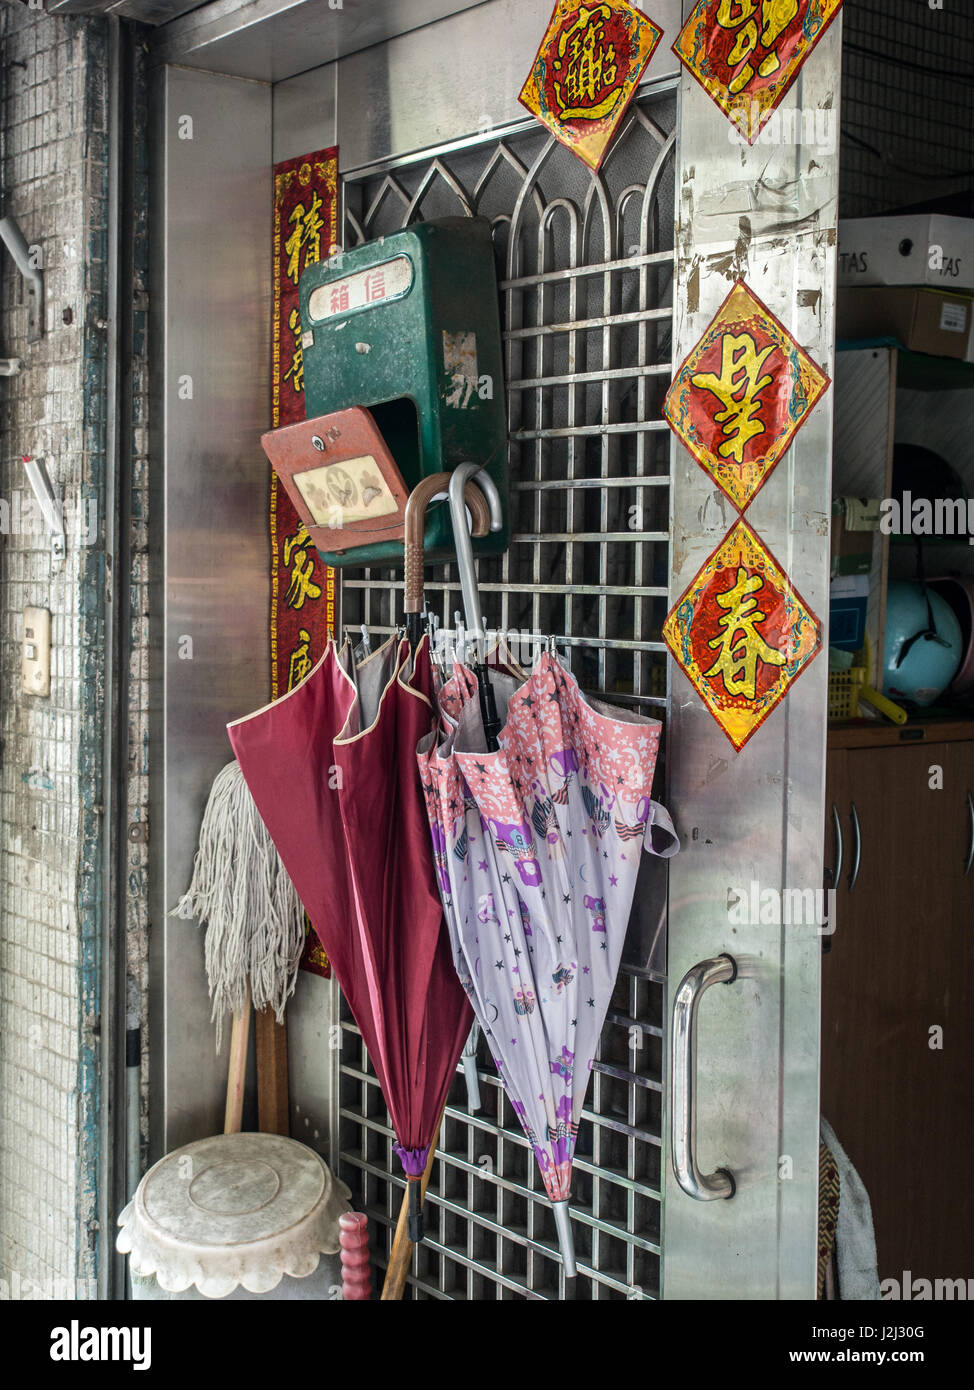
[
  {"x1": 671, "y1": 954, "x2": 737, "y2": 1202},
  {"x1": 966, "y1": 793, "x2": 974, "y2": 878},
  {"x1": 830, "y1": 804, "x2": 843, "y2": 888},
  {"x1": 849, "y1": 803, "x2": 861, "y2": 892}
]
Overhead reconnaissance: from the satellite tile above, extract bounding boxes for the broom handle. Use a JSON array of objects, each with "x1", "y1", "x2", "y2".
[
  {"x1": 224, "y1": 986, "x2": 252, "y2": 1134},
  {"x1": 380, "y1": 1112, "x2": 443, "y2": 1301},
  {"x1": 255, "y1": 1008, "x2": 290, "y2": 1135}
]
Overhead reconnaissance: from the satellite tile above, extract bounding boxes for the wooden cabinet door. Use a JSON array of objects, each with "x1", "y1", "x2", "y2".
[
  {"x1": 940, "y1": 742, "x2": 974, "y2": 1274},
  {"x1": 823, "y1": 750, "x2": 848, "y2": 908},
  {"x1": 821, "y1": 741, "x2": 973, "y2": 1283}
]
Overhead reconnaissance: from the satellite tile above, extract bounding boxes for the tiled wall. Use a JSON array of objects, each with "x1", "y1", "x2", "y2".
[
  {"x1": 126, "y1": 37, "x2": 152, "y2": 1202},
  {"x1": 0, "y1": 5, "x2": 116, "y2": 1299}
]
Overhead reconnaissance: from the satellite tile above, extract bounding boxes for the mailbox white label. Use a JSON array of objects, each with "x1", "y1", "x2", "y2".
[
  {"x1": 294, "y1": 456, "x2": 400, "y2": 526},
  {"x1": 307, "y1": 255, "x2": 414, "y2": 323}
]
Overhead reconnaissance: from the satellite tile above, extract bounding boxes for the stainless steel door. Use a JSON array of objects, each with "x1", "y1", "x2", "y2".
[{"x1": 663, "y1": 9, "x2": 841, "y2": 1300}]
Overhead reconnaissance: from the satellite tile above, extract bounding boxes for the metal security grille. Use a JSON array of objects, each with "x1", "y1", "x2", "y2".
[{"x1": 336, "y1": 85, "x2": 676, "y2": 1300}]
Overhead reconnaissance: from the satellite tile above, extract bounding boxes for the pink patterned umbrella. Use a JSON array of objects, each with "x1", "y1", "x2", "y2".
[{"x1": 418, "y1": 649, "x2": 678, "y2": 1276}]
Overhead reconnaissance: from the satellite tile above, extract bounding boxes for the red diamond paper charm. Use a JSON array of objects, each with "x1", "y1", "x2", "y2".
[
  {"x1": 519, "y1": 1, "x2": 663, "y2": 172},
  {"x1": 673, "y1": 0, "x2": 844, "y2": 144},
  {"x1": 663, "y1": 519, "x2": 821, "y2": 752},
  {"x1": 664, "y1": 279, "x2": 830, "y2": 512}
]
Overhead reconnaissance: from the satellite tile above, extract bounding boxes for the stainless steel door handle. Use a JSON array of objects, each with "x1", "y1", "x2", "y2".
[
  {"x1": 965, "y1": 793, "x2": 974, "y2": 877},
  {"x1": 830, "y1": 804, "x2": 843, "y2": 888},
  {"x1": 671, "y1": 954, "x2": 738, "y2": 1202},
  {"x1": 849, "y1": 803, "x2": 861, "y2": 892}
]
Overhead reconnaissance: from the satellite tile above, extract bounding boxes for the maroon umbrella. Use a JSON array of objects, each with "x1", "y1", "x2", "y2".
[
  {"x1": 228, "y1": 636, "x2": 471, "y2": 1242},
  {"x1": 226, "y1": 473, "x2": 486, "y2": 1261},
  {"x1": 329, "y1": 633, "x2": 473, "y2": 1198}
]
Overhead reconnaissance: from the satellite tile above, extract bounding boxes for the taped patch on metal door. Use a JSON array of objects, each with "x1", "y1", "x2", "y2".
[
  {"x1": 664, "y1": 279, "x2": 830, "y2": 512},
  {"x1": 663, "y1": 519, "x2": 821, "y2": 751},
  {"x1": 673, "y1": 0, "x2": 844, "y2": 144}
]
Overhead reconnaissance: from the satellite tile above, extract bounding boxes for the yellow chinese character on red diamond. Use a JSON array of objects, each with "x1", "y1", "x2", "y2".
[
  {"x1": 553, "y1": 4, "x2": 621, "y2": 120},
  {"x1": 285, "y1": 191, "x2": 325, "y2": 285},
  {"x1": 520, "y1": 1, "x2": 663, "y2": 171},
  {"x1": 716, "y1": 0, "x2": 800, "y2": 93},
  {"x1": 760, "y1": 0, "x2": 801, "y2": 57},
  {"x1": 283, "y1": 524, "x2": 322, "y2": 611},
  {"x1": 691, "y1": 332, "x2": 777, "y2": 464},
  {"x1": 703, "y1": 567, "x2": 786, "y2": 700}
]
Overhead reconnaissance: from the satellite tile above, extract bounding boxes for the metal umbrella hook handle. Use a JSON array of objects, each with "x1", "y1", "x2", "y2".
[
  {"x1": 448, "y1": 463, "x2": 503, "y2": 647},
  {"x1": 448, "y1": 464, "x2": 504, "y2": 750},
  {"x1": 404, "y1": 470, "x2": 492, "y2": 649}
]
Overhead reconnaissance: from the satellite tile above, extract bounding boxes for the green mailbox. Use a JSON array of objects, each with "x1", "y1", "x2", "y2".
[{"x1": 298, "y1": 216, "x2": 509, "y2": 567}]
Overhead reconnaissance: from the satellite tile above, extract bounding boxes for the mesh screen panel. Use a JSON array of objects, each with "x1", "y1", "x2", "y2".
[{"x1": 841, "y1": 0, "x2": 974, "y2": 217}]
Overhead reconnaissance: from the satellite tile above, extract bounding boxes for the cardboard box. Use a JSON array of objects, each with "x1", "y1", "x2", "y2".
[
  {"x1": 837, "y1": 286, "x2": 973, "y2": 360},
  {"x1": 838, "y1": 214, "x2": 974, "y2": 292}
]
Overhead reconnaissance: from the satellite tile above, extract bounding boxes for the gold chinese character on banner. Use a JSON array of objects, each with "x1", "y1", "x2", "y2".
[
  {"x1": 282, "y1": 307, "x2": 304, "y2": 394},
  {"x1": 285, "y1": 191, "x2": 325, "y2": 286},
  {"x1": 714, "y1": 0, "x2": 800, "y2": 92},
  {"x1": 673, "y1": 0, "x2": 843, "y2": 143},
  {"x1": 283, "y1": 523, "x2": 322, "y2": 611},
  {"x1": 287, "y1": 628, "x2": 314, "y2": 690},
  {"x1": 690, "y1": 333, "x2": 777, "y2": 465},
  {"x1": 665, "y1": 280, "x2": 830, "y2": 512},
  {"x1": 553, "y1": 5, "x2": 620, "y2": 119}
]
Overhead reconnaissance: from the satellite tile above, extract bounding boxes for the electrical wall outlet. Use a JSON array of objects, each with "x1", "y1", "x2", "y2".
[{"x1": 22, "y1": 607, "x2": 51, "y2": 697}]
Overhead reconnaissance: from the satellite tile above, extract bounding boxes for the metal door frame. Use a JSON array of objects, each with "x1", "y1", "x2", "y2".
[{"x1": 148, "y1": 0, "x2": 839, "y2": 1300}]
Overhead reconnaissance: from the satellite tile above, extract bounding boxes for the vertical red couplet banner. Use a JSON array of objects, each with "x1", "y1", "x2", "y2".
[{"x1": 271, "y1": 147, "x2": 340, "y2": 977}]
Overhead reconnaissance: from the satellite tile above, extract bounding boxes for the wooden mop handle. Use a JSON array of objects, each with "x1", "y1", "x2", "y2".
[{"x1": 223, "y1": 985, "x2": 252, "y2": 1134}]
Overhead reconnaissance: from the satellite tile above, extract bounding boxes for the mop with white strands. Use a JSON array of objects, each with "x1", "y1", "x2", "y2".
[{"x1": 173, "y1": 760, "x2": 306, "y2": 1130}]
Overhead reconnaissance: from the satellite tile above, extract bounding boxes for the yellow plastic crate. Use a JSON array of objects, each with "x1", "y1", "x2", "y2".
[{"x1": 828, "y1": 662, "x2": 866, "y2": 722}]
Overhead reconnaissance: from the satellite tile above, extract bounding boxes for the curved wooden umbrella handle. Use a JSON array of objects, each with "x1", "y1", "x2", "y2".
[{"x1": 404, "y1": 472, "x2": 490, "y2": 615}]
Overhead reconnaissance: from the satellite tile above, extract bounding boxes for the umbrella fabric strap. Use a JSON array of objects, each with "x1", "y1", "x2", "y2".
[
  {"x1": 407, "y1": 1176, "x2": 424, "y2": 1244},
  {"x1": 394, "y1": 1145, "x2": 429, "y2": 1240},
  {"x1": 394, "y1": 1145, "x2": 429, "y2": 1177}
]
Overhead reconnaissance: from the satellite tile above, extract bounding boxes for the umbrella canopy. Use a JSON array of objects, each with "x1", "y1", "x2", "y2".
[
  {"x1": 228, "y1": 633, "x2": 472, "y2": 1196},
  {"x1": 418, "y1": 648, "x2": 678, "y2": 1275}
]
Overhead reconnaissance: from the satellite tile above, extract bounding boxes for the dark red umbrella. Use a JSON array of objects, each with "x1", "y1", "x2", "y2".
[
  {"x1": 330, "y1": 634, "x2": 473, "y2": 1191},
  {"x1": 228, "y1": 635, "x2": 471, "y2": 1241},
  {"x1": 226, "y1": 473, "x2": 489, "y2": 1273}
]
